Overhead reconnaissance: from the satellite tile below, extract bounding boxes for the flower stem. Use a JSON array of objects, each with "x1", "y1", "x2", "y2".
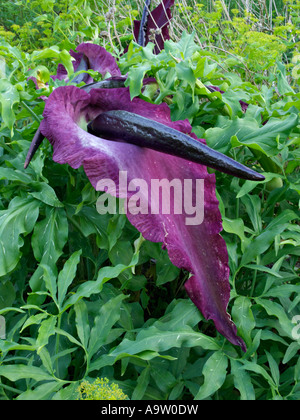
[{"x1": 21, "y1": 101, "x2": 42, "y2": 124}]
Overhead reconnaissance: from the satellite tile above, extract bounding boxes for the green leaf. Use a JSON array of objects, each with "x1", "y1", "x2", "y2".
[
  {"x1": 165, "y1": 31, "x2": 199, "y2": 60},
  {"x1": 16, "y1": 381, "x2": 61, "y2": 400},
  {"x1": 230, "y1": 113, "x2": 298, "y2": 156},
  {"x1": 232, "y1": 297, "x2": 255, "y2": 347},
  {"x1": 236, "y1": 173, "x2": 284, "y2": 199},
  {"x1": 109, "y1": 240, "x2": 133, "y2": 267},
  {"x1": 71, "y1": 206, "x2": 110, "y2": 240},
  {"x1": 131, "y1": 366, "x2": 151, "y2": 400},
  {"x1": 240, "y1": 210, "x2": 298, "y2": 267},
  {"x1": 74, "y1": 299, "x2": 90, "y2": 349},
  {"x1": 194, "y1": 351, "x2": 228, "y2": 400},
  {"x1": 222, "y1": 217, "x2": 250, "y2": 252},
  {"x1": 240, "y1": 194, "x2": 262, "y2": 233},
  {"x1": 36, "y1": 316, "x2": 57, "y2": 353},
  {"x1": 0, "y1": 341, "x2": 35, "y2": 353},
  {"x1": 222, "y1": 90, "x2": 247, "y2": 117},
  {"x1": 244, "y1": 264, "x2": 282, "y2": 278},
  {"x1": 58, "y1": 49, "x2": 74, "y2": 77},
  {"x1": 125, "y1": 62, "x2": 152, "y2": 100},
  {"x1": 0, "y1": 167, "x2": 33, "y2": 184},
  {"x1": 31, "y1": 46, "x2": 73, "y2": 77},
  {"x1": 150, "y1": 365, "x2": 176, "y2": 394},
  {"x1": 265, "y1": 351, "x2": 280, "y2": 387},
  {"x1": 39, "y1": 347, "x2": 54, "y2": 376},
  {"x1": 240, "y1": 360, "x2": 276, "y2": 388},
  {"x1": 110, "y1": 326, "x2": 219, "y2": 361},
  {"x1": 51, "y1": 382, "x2": 79, "y2": 401},
  {"x1": 153, "y1": 300, "x2": 202, "y2": 330},
  {"x1": 283, "y1": 342, "x2": 300, "y2": 364},
  {"x1": 0, "y1": 40, "x2": 26, "y2": 71},
  {"x1": 176, "y1": 61, "x2": 196, "y2": 97},
  {"x1": 156, "y1": 251, "x2": 180, "y2": 286},
  {"x1": 0, "y1": 364, "x2": 53, "y2": 382},
  {"x1": 255, "y1": 298, "x2": 294, "y2": 339},
  {"x1": 61, "y1": 256, "x2": 138, "y2": 311},
  {"x1": 0, "y1": 281, "x2": 16, "y2": 309},
  {"x1": 30, "y1": 207, "x2": 68, "y2": 291},
  {"x1": 0, "y1": 79, "x2": 20, "y2": 134},
  {"x1": 194, "y1": 55, "x2": 217, "y2": 79},
  {"x1": 231, "y1": 360, "x2": 255, "y2": 400},
  {"x1": 170, "y1": 90, "x2": 199, "y2": 120},
  {"x1": 54, "y1": 327, "x2": 83, "y2": 349},
  {"x1": 20, "y1": 313, "x2": 49, "y2": 333},
  {"x1": 57, "y1": 250, "x2": 82, "y2": 308},
  {"x1": 41, "y1": 264, "x2": 58, "y2": 304},
  {"x1": 294, "y1": 358, "x2": 300, "y2": 382},
  {"x1": 0, "y1": 197, "x2": 40, "y2": 276},
  {"x1": 205, "y1": 113, "x2": 298, "y2": 156},
  {"x1": 31, "y1": 207, "x2": 68, "y2": 263},
  {"x1": 88, "y1": 294, "x2": 127, "y2": 361},
  {"x1": 0, "y1": 307, "x2": 25, "y2": 316},
  {"x1": 276, "y1": 61, "x2": 295, "y2": 95},
  {"x1": 154, "y1": 67, "x2": 176, "y2": 103},
  {"x1": 107, "y1": 213, "x2": 127, "y2": 251},
  {"x1": 29, "y1": 182, "x2": 63, "y2": 207}
]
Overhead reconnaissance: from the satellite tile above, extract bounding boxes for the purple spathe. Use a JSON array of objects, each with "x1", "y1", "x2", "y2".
[{"x1": 39, "y1": 84, "x2": 246, "y2": 351}]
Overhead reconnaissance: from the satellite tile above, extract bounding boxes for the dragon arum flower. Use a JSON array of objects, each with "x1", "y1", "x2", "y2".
[
  {"x1": 24, "y1": 44, "x2": 265, "y2": 352},
  {"x1": 133, "y1": 0, "x2": 175, "y2": 53},
  {"x1": 23, "y1": 1, "x2": 265, "y2": 351}
]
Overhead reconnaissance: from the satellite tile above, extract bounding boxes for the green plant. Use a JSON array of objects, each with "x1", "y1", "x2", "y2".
[
  {"x1": 0, "y1": 0, "x2": 139, "y2": 53},
  {"x1": 76, "y1": 377, "x2": 128, "y2": 400},
  {"x1": 0, "y1": 1, "x2": 299, "y2": 401},
  {"x1": 172, "y1": 0, "x2": 300, "y2": 85}
]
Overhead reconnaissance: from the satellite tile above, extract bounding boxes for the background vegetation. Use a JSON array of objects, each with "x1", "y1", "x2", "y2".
[{"x1": 0, "y1": 0, "x2": 299, "y2": 400}]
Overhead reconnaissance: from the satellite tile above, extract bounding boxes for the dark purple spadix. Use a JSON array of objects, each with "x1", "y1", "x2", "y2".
[
  {"x1": 137, "y1": 0, "x2": 152, "y2": 47},
  {"x1": 87, "y1": 110, "x2": 265, "y2": 182},
  {"x1": 24, "y1": 127, "x2": 45, "y2": 169}
]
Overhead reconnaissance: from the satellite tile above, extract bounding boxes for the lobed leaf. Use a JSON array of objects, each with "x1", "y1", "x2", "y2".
[
  {"x1": 194, "y1": 351, "x2": 228, "y2": 400},
  {"x1": 0, "y1": 197, "x2": 40, "y2": 277}
]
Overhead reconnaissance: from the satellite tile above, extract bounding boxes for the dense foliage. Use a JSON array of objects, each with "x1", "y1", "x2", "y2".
[{"x1": 0, "y1": 0, "x2": 299, "y2": 400}]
